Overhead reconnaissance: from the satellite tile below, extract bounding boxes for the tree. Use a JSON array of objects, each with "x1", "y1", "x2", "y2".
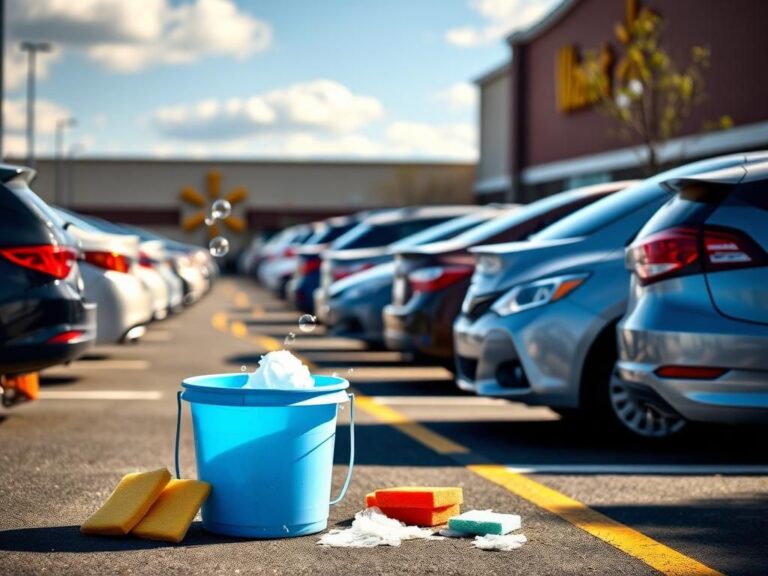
[{"x1": 582, "y1": 6, "x2": 732, "y2": 171}]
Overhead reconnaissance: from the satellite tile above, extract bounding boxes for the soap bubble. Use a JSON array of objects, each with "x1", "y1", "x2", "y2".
[
  {"x1": 284, "y1": 332, "x2": 296, "y2": 345},
  {"x1": 240, "y1": 366, "x2": 247, "y2": 372},
  {"x1": 209, "y1": 236, "x2": 229, "y2": 257},
  {"x1": 204, "y1": 216, "x2": 215, "y2": 226},
  {"x1": 211, "y1": 199, "x2": 232, "y2": 220},
  {"x1": 347, "y1": 368, "x2": 355, "y2": 375},
  {"x1": 298, "y1": 314, "x2": 317, "y2": 333},
  {"x1": 332, "y1": 371, "x2": 340, "y2": 377}
]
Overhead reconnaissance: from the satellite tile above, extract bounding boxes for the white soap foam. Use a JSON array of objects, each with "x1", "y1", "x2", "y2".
[
  {"x1": 318, "y1": 508, "x2": 443, "y2": 548},
  {"x1": 243, "y1": 350, "x2": 314, "y2": 389},
  {"x1": 472, "y1": 533, "x2": 527, "y2": 551}
]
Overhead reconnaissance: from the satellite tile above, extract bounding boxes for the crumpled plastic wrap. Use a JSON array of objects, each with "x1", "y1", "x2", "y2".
[
  {"x1": 318, "y1": 507, "x2": 443, "y2": 548},
  {"x1": 244, "y1": 350, "x2": 314, "y2": 389}
]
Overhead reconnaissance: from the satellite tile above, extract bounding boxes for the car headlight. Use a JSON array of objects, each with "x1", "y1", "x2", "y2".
[{"x1": 490, "y1": 273, "x2": 590, "y2": 316}]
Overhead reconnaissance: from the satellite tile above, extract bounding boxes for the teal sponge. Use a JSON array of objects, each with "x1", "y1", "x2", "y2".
[{"x1": 448, "y1": 510, "x2": 521, "y2": 536}]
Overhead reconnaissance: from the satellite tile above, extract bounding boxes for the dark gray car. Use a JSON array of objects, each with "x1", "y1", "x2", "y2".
[{"x1": 616, "y1": 159, "x2": 768, "y2": 438}]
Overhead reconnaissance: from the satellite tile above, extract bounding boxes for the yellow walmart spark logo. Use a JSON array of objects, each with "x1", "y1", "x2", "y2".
[{"x1": 179, "y1": 171, "x2": 247, "y2": 239}]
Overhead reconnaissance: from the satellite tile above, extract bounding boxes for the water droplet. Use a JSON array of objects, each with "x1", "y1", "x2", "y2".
[
  {"x1": 208, "y1": 236, "x2": 229, "y2": 257},
  {"x1": 284, "y1": 332, "x2": 296, "y2": 345},
  {"x1": 347, "y1": 368, "x2": 355, "y2": 375},
  {"x1": 298, "y1": 314, "x2": 317, "y2": 333},
  {"x1": 282, "y1": 525, "x2": 290, "y2": 533},
  {"x1": 240, "y1": 365, "x2": 247, "y2": 372},
  {"x1": 339, "y1": 404, "x2": 345, "y2": 411},
  {"x1": 331, "y1": 371, "x2": 340, "y2": 378},
  {"x1": 211, "y1": 199, "x2": 232, "y2": 220},
  {"x1": 204, "y1": 216, "x2": 215, "y2": 226}
]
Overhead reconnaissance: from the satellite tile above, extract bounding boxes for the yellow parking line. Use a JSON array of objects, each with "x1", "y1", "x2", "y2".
[
  {"x1": 234, "y1": 291, "x2": 250, "y2": 308},
  {"x1": 213, "y1": 304, "x2": 722, "y2": 576},
  {"x1": 211, "y1": 312, "x2": 229, "y2": 332},
  {"x1": 469, "y1": 465, "x2": 723, "y2": 576}
]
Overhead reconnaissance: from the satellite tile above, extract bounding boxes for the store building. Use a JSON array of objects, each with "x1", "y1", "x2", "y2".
[
  {"x1": 474, "y1": 62, "x2": 511, "y2": 200},
  {"x1": 476, "y1": 0, "x2": 768, "y2": 203}
]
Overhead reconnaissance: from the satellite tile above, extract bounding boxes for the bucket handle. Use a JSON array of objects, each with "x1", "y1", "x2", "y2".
[
  {"x1": 330, "y1": 392, "x2": 355, "y2": 505},
  {"x1": 174, "y1": 391, "x2": 356, "y2": 503}
]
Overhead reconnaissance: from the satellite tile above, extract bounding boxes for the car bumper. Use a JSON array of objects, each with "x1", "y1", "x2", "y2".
[
  {"x1": 326, "y1": 295, "x2": 384, "y2": 344},
  {"x1": 453, "y1": 299, "x2": 604, "y2": 408},
  {"x1": 618, "y1": 322, "x2": 768, "y2": 424},
  {"x1": 0, "y1": 301, "x2": 96, "y2": 375},
  {"x1": 382, "y1": 297, "x2": 453, "y2": 358},
  {"x1": 85, "y1": 269, "x2": 152, "y2": 343}
]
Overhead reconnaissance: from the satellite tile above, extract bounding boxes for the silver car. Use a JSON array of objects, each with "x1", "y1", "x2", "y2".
[
  {"x1": 453, "y1": 152, "x2": 768, "y2": 433},
  {"x1": 616, "y1": 159, "x2": 768, "y2": 438}
]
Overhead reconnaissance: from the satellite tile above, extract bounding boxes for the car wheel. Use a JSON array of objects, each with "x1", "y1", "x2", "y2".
[{"x1": 608, "y1": 372, "x2": 686, "y2": 439}]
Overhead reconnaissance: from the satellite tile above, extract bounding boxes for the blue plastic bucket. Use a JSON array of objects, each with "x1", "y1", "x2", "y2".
[{"x1": 176, "y1": 373, "x2": 354, "y2": 538}]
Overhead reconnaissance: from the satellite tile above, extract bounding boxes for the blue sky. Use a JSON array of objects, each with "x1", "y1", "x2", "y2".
[{"x1": 4, "y1": 0, "x2": 559, "y2": 161}]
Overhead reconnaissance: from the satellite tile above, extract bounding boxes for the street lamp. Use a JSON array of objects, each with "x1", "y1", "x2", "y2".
[
  {"x1": 55, "y1": 117, "x2": 76, "y2": 205},
  {"x1": 20, "y1": 41, "x2": 52, "y2": 168}
]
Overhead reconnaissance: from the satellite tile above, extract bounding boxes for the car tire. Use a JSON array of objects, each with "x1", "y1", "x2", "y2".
[{"x1": 581, "y1": 324, "x2": 686, "y2": 440}]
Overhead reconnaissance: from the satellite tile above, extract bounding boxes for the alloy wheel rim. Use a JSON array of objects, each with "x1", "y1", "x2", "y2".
[{"x1": 609, "y1": 376, "x2": 686, "y2": 438}]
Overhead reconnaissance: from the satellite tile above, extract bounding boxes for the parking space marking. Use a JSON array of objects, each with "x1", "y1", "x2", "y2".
[
  {"x1": 39, "y1": 390, "x2": 163, "y2": 400},
  {"x1": 213, "y1": 304, "x2": 724, "y2": 576},
  {"x1": 469, "y1": 464, "x2": 723, "y2": 576},
  {"x1": 234, "y1": 291, "x2": 250, "y2": 308},
  {"x1": 66, "y1": 360, "x2": 150, "y2": 370},
  {"x1": 371, "y1": 396, "x2": 509, "y2": 406},
  {"x1": 505, "y1": 463, "x2": 768, "y2": 475}
]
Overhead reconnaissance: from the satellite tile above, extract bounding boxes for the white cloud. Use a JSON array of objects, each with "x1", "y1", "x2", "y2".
[
  {"x1": 435, "y1": 82, "x2": 478, "y2": 111},
  {"x1": 446, "y1": 0, "x2": 561, "y2": 47},
  {"x1": 386, "y1": 122, "x2": 477, "y2": 160},
  {"x1": 2, "y1": 98, "x2": 73, "y2": 156},
  {"x1": 4, "y1": 48, "x2": 61, "y2": 91},
  {"x1": 153, "y1": 80, "x2": 384, "y2": 140},
  {"x1": 8, "y1": 0, "x2": 271, "y2": 73}
]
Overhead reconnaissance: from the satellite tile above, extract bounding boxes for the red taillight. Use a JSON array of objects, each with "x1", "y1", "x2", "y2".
[
  {"x1": 138, "y1": 251, "x2": 155, "y2": 268},
  {"x1": 628, "y1": 226, "x2": 765, "y2": 286},
  {"x1": 655, "y1": 365, "x2": 729, "y2": 380},
  {"x1": 333, "y1": 262, "x2": 374, "y2": 281},
  {"x1": 0, "y1": 245, "x2": 77, "y2": 279},
  {"x1": 300, "y1": 258, "x2": 321, "y2": 275},
  {"x1": 47, "y1": 330, "x2": 85, "y2": 344},
  {"x1": 408, "y1": 265, "x2": 473, "y2": 292},
  {"x1": 84, "y1": 251, "x2": 131, "y2": 273},
  {"x1": 284, "y1": 246, "x2": 297, "y2": 257}
]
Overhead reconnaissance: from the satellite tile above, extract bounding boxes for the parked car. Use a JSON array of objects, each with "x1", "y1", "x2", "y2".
[
  {"x1": 0, "y1": 164, "x2": 96, "y2": 380},
  {"x1": 54, "y1": 210, "x2": 153, "y2": 343},
  {"x1": 114, "y1": 223, "x2": 212, "y2": 305},
  {"x1": 315, "y1": 206, "x2": 475, "y2": 323},
  {"x1": 453, "y1": 152, "x2": 768, "y2": 434},
  {"x1": 321, "y1": 207, "x2": 511, "y2": 345},
  {"x1": 257, "y1": 224, "x2": 314, "y2": 297},
  {"x1": 287, "y1": 215, "x2": 360, "y2": 313},
  {"x1": 616, "y1": 159, "x2": 768, "y2": 438},
  {"x1": 384, "y1": 181, "x2": 632, "y2": 361}
]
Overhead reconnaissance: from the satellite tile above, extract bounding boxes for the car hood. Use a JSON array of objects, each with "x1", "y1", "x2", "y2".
[
  {"x1": 468, "y1": 237, "x2": 609, "y2": 296},
  {"x1": 329, "y1": 261, "x2": 395, "y2": 297}
]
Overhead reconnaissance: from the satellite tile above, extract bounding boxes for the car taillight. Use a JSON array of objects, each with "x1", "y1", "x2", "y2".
[
  {"x1": 0, "y1": 245, "x2": 77, "y2": 279},
  {"x1": 138, "y1": 251, "x2": 155, "y2": 268},
  {"x1": 627, "y1": 226, "x2": 765, "y2": 286},
  {"x1": 333, "y1": 262, "x2": 374, "y2": 281},
  {"x1": 84, "y1": 251, "x2": 131, "y2": 273},
  {"x1": 284, "y1": 246, "x2": 297, "y2": 257},
  {"x1": 300, "y1": 258, "x2": 321, "y2": 275},
  {"x1": 48, "y1": 330, "x2": 85, "y2": 344},
  {"x1": 408, "y1": 265, "x2": 473, "y2": 292}
]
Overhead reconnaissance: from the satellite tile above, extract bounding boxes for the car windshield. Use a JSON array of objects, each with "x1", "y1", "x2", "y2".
[
  {"x1": 389, "y1": 212, "x2": 496, "y2": 250},
  {"x1": 307, "y1": 222, "x2": 356, "y2": 245},
  {"x1": 332, "y1": 216, "x2": 450, "y2": 249}
]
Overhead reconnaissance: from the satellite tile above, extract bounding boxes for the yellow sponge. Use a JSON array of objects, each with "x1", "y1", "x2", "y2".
[
  {"x1": 373, "y1": 487, "x2": 463, "y2": 509},
  {"x1": 132, "y1": 479, "x2": 211, "y2": 543},
  {"x1": 81, "y1": 468, "x2": 171, "y2": 536}
]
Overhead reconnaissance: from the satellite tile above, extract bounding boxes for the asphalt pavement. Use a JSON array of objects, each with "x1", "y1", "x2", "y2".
[{"x1": 1, "y1": 277, "x2": 766, "y2": 575}]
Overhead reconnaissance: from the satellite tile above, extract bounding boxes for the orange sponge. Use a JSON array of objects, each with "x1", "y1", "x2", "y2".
[
  {"x1": 373, "y1": 487, "x2": 463, "y2": 509},
  {"x1": 373, "y1": 503, "x2": 460, "y2": 526}
]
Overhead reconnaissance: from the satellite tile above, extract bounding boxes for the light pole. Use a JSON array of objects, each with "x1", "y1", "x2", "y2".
[
  {"x1": 20, "y1": 41, "x2": 52, "y2": 168},
  {"x1": 66, "y1": 143, "x2": 84, "y2": 208},
  {"x1": 54, "y1": 117, "x2": 76, "y2": 205}
]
